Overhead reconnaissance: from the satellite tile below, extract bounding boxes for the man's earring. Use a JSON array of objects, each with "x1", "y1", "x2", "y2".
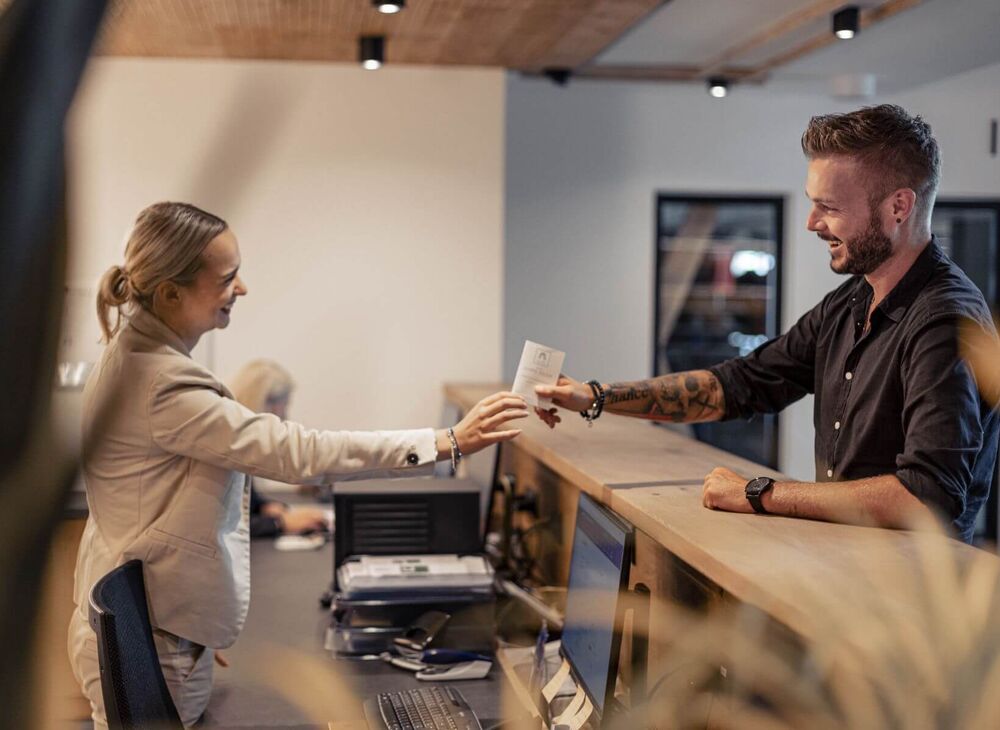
[{"x1": 896, "y1": 218, "x2": 901, "y2": 224}]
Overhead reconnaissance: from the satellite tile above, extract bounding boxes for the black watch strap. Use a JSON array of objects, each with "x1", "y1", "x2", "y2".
[{"x1": 745, "y1": 477, "x2": 775, "y2": 514}]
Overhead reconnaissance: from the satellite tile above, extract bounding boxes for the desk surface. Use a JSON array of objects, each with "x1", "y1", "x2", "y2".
[
  {"x1": 445, "y1": 382, "x2": 997, "y2": 644},
  {"x1": 205, "y1": 539, "x2": 505, "y2": 729}
]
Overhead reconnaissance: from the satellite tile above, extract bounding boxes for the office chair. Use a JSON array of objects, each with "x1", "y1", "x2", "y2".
[{"x1": 88, "y1": 559, "x2": 183, "y2": 730}]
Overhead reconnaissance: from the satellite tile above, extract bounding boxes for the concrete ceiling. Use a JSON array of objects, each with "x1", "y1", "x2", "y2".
[{"x1": 595, "y1": 0, "x2": 1000, "y2": 96}]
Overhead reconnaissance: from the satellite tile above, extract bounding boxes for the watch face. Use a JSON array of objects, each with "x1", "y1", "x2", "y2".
[{"x1": 747, "y1": 477, "x2": 769, "y2": 495}]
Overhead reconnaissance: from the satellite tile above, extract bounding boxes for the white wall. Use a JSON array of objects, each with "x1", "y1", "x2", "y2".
[
  {"x1": 889, "y1": 62, "x2": 1000, "y2": 195},
  {"x1": 66, "y1": 58, "x2": 505, "y2": 435},
  {"x1": 504, "y1": 63, "x2": 1000, "y2": 480}
]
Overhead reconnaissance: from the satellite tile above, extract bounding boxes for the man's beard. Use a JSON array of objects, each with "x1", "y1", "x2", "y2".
[{"x1": 826, "y1": 209, "x2": 894, "y2": 276}]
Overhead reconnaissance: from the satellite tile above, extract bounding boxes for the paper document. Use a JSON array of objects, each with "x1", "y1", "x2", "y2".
[
  {"x1": 354, "y1": 554, "x2": 490, "y2": 578},
  {"x1": 338, "y1": 554, "x2": 495, "y2": 595},
  {"x1": 512, "y1": 340, "x2": 566, "y2": 407}
]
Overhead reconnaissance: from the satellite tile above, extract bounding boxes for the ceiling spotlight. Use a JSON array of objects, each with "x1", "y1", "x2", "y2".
[
  {"x1": 359, "y1": 35, "x2": 385, "y2": 70},
  {"x1": 833, "y1": 5, "x2": 860, "y2": 39},
  {"x1": 543, "y1": 68, "x2": 573, "y2": 87},
  {"x1": 707, "y1": 77, "x2": 729, "y2": 98},
  {"x1": 373, "y1": 0, "x2": 405, "y2": 13}
]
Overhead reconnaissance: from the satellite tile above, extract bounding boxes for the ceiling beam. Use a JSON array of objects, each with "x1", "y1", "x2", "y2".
[
  {"x1": 744, "y1": 0, "x2": 925, "y2": 82},
  {"x1": 697, "y1": 0, "x2": 849, "y2": 78},
  {"x1": 544, "y1": 64, "x2": 763, "y2": 84}
]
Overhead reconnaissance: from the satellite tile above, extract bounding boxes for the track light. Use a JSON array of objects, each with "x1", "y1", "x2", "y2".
[
  {"x1": 359, "y1": 35, "x2": 385, "y2": 70},
  {"x1": 707, "y1": 77, "x2": 729, "y2": 98},
  {"x1": 543, "y1": 68, "x2": 572, "y2": 87},
  {"x1": 373, "y1": 0, "x2": 404, "y2": 13},
  {"x1": 833, "y1": 5, "x2": 860, "y2": 40}
]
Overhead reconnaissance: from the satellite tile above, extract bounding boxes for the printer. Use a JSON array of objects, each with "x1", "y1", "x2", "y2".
[{"x1": 329, "y1": 478, "x2": 496, "y2": 656}]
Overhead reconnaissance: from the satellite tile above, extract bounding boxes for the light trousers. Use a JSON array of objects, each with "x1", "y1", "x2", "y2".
[{"x1": 68, "y1": 608, "x2": 215, "y2": 729}]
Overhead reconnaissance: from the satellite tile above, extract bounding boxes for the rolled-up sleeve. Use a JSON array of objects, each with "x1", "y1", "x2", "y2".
[
  {"x1": 895, "y1": 314, "x2": 985, "y2": 520},
  {"x1": 148, "y1": 364, "x2": 437, "y2": 484},
  {"x1": 709, "y1": 301, "x2": 822, "y2": 420}
]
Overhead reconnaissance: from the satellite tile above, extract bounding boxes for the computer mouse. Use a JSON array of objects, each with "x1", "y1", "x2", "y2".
[{"x1": 415, "y1": 660, "x2": 492, "y2": 682}]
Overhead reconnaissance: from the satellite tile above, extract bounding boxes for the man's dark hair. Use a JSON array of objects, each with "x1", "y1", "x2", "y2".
[{"x1": 802, "y1": 104, "x2": 941, "y2": 216}]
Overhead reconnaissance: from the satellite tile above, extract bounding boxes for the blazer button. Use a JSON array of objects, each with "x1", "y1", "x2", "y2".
[{"x1": 406, "y1": 453, "x2": 419, "y2": 465}]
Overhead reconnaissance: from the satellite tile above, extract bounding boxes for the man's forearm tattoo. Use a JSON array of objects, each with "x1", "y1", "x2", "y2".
[{"x1": 605, "y1": 370, "x2": 724, "y2": 423}]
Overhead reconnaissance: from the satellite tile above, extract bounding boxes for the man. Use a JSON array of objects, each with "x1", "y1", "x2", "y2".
[{"x1": 537, "y1": 105, "x2": 998, "y2": 543}]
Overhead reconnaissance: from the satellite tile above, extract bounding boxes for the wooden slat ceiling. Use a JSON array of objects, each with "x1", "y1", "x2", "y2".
[{"x1": 94, "y1": 0, "x2": 665, "y2": 71}]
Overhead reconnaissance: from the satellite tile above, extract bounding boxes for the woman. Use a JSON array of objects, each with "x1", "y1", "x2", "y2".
[
  {"x1": 229, "y1": 359, "x2": 328, "y2": 537},
  {"x1": 68, "y1": 202, "x2": 527, "y2": 729}
]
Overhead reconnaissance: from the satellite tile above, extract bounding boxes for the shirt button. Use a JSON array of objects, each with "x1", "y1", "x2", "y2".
[
  {"x1": 845, "y1": 371, "x2": 853, "y2": 380},
  {"x1": 827, "y1": 469, "x2": 834, "y2": 478},
  {"x1": 834, "y1": 421, "x2": 841, "y2": 430},
  {"x1": 406, "y1": 453, "x2": 419, "y2": 465}
]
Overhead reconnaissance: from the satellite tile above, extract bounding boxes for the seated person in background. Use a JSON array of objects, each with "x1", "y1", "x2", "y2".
[
  {"x1": 537, "y1": 105, "x2": 998, "y2": 543},
  {"x1": 230, "y1": 359, "x2": 328, "y2": 537}
]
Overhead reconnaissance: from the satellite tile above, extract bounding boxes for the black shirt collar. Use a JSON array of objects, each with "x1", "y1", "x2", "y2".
[{"x1": 853, "y1": 237, "x2": 942, "y2": 324}]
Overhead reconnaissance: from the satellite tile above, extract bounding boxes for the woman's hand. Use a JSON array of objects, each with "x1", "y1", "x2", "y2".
[
  {"x1": 533, "y1": 375, "x2": 595, "y2": 429},
  {"x1": 279, "y1": 508, "x2": 329, "y2": 535},
  {"x1": 443, "y1": 391, "x2": 529, "y2": 456},
  {"x1": 261, "y1": 501, "x2": 329, "y2": 534}
]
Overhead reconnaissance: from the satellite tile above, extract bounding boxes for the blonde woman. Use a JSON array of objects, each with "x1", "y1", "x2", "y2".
[
  {"x1": 69, "y1": 202, "x2": 527, "y2": 729},
  {"x1": 229, "y1": 359, "x2": 328, "y2": 537}
]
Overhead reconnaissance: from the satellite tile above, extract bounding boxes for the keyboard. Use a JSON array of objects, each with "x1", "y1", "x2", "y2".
[{"x1": 364, "y1": 685, "x2": 483, "y2": 730}]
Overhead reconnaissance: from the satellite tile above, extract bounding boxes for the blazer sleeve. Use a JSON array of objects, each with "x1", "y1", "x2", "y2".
[{"x1": 147, "y1": 364, "x2": 436, "y2": 483}]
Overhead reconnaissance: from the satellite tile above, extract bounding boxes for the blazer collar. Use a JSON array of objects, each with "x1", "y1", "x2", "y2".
[{"x1": 127, "y1": 306, "x2": 192, "y2": 357}]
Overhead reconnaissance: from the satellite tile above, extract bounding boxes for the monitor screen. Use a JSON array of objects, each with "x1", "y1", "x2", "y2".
[{"x1": 560, "y1": 492, "x2": 633, "y2": 716}]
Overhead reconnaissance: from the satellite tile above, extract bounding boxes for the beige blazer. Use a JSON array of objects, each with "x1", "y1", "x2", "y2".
[{"x1": 73, "y1": 307, "x2": 435, "y2": 648}]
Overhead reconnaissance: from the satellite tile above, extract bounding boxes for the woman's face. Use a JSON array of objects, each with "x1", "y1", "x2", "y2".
[{"x1": 177, "y1": 229, "x2": 248, "y2": 339}]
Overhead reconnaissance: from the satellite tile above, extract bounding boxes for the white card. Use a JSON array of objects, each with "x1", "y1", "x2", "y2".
[{"x1": 512, "y1": 340, "x2": 565, "y2": 408}]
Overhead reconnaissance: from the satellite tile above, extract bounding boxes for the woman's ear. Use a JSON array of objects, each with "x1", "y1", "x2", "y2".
[{"x1": 154, "y1": 280, "x2": 182, "y2": 310}]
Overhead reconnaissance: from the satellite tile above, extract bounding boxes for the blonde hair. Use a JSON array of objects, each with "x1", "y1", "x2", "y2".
[
  {"x1": 229, "y1": 359, "x2": 295, "y2": 413},
  {"x1": 96, "y1": 201, "x2": 228, "y2": 342}
]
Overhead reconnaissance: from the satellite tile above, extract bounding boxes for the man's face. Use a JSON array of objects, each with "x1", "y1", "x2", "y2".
[{"x1": 805, "y1": 157, "x2": 894, "y2": 276}]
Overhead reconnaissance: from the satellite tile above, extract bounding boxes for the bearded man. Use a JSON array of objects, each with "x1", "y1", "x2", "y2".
[{"x1": 537, "y1": 104, "x2": 998, "y2": 543}]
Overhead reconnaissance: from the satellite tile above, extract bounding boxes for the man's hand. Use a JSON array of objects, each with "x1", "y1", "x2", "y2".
[
  {"x1": 702, "y1": 467, "x2": 752, "y2": 513},
  {"x1": 534, "y1": 375, "x2": 594, "y2": 428}
]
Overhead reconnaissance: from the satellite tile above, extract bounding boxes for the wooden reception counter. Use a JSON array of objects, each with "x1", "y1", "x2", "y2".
[{"x1": 444, "y1": 383, "x2": 995, "y2": 678}]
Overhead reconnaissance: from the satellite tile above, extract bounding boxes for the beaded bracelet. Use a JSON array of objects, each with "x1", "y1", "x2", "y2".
[
  {"x1": 446, "y1": 427, "x2": 463, "y2": 475},
  {"x1": 579, "y1": 380, "x2": 606, "y2": 427}
]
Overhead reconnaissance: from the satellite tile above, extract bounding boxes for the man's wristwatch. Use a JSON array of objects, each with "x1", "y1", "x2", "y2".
[{"x1": 745, "y1": 477, "x2": 775, "y2": 514}]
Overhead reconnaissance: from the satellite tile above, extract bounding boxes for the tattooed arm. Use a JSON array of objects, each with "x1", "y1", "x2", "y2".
[
  {"x1": 604, "y1": 370, "x2": 724, "y2": 423},
  {"x1": 534, "y1": 371, "x2": 725, "y2": 427}
]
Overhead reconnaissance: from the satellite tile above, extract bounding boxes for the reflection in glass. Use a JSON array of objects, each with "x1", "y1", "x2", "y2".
[
  {"x1": 933, "y1": 200, "x2": 1000, "y2": 544},
  {"x1": 655, "y1": 195, "x2": 783, "y2": 468}
]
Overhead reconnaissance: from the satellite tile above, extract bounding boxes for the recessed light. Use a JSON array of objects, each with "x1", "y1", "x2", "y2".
[
  {"x1": 707, "y1": 77, "x2": 729, "y2": 98},
  {"x1": 374, "y1": 1, "x2": 404, "y2": 13}
]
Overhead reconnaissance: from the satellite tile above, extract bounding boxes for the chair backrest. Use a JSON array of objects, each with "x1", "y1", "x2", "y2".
[{"x1": 88, "y1": 559, "x2": 183, "y2": 730}]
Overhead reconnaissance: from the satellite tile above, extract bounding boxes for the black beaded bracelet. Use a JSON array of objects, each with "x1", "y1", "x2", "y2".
[
  {"x1": 579, "y1": 380, "x2": 606, "y2": 426},
  {"x1": 446, "y1": 427, "x2": 463, "y2": 475}
]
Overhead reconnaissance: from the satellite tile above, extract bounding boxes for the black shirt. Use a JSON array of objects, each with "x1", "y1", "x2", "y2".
[{"x1": 710, "y1": 240, "x2": 999, "y2": 543}]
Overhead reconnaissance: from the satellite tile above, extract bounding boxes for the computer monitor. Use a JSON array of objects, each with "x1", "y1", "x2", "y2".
[{"x1": 560, "y1": 491, "x2": 634, "y2": 723}]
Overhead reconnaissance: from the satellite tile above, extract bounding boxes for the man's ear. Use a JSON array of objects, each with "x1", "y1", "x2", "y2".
[{"x1": 888, "y1": 188, "x2": 917, "y2": 225}]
